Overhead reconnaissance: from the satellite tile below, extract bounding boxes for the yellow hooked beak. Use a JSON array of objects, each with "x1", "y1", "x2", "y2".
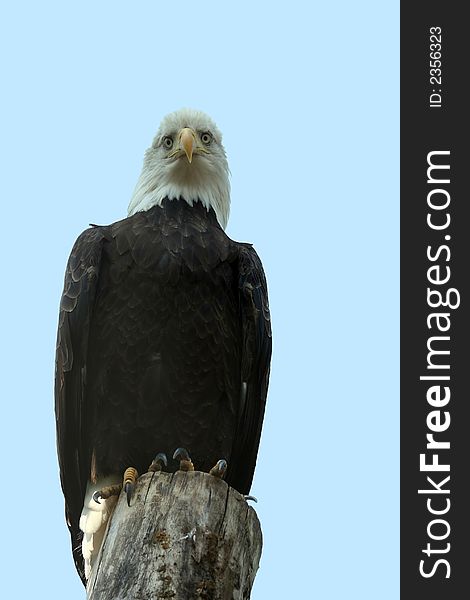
[{"x1": 179, "y1": 127, "x2": 196, "y2": 163}]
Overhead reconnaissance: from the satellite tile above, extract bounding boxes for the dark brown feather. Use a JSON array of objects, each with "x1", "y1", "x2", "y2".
[{"x1": 55, "y1": 198, "x2": 271, "y2": 584}]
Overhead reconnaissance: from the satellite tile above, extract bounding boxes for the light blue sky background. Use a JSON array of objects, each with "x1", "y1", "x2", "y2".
[{"x1": 0, "y1": 2, "x2": 398, "y2": 597}]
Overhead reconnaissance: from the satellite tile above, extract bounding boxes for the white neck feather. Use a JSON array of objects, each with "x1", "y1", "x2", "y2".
[{"x1": 127, "y1": 149, "x2": 231, "y2": 229}]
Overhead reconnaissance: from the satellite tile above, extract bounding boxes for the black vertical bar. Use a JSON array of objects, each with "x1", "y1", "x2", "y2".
[{"x1": 401, "y1": 4, "x2": 469, "y2": 599}]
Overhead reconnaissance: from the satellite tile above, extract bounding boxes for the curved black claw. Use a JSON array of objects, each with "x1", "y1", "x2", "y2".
[
  {"x1": 124, "y1": 482, "x2": 135, "y2": 507},
  {"x1": 92, "y1": 491, "x2": 102, "y2": 505},
  {"x1": 173, "y1": 447, "x2": 190, "y2": 461},
  {"x1": 209, "y1": 459, "x2": 228, "y2": 479},
  {"x1": 173, "y1": 447, "x2": 194, "y2": 472},
  {"x1": 148, "y1": 452, "x2": 168, "y2": 473},
  {"x1": 243, "y1": 495, "x2": 258, "y2": 503}
]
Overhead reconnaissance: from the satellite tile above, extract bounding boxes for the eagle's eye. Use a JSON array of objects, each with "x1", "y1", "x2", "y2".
[
  {"x1": 201, "y1": 132, "x2": 212, "y2": 145},
  {"x1": 163, "y1": 136, "x2": 174, "y2": 149}
]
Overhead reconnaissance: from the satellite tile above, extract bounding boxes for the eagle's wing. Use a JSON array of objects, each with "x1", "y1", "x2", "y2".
[
  {"x1": 55, "y1": 226, "x2": 106, "y2": 584},
  {"x1": 229, "y1": 243, "x2": 272, "y2": 494}
]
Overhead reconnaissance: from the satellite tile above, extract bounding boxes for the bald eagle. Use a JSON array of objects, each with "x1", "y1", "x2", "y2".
[{"x1": 55, "y1": 108, "x2": 272, "y2": 584}]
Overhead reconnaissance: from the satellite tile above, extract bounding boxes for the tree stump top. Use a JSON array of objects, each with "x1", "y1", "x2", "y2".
[{"x1": 87, "y1": 471, "x2": 262, "y2": 600}]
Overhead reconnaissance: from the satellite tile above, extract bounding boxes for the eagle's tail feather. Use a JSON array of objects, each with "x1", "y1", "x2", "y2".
[{"x1": 79, "y1": 476, "x2": 121, "y2": 580}]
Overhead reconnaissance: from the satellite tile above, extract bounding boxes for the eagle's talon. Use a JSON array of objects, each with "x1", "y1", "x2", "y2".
[
  {"x1": 209, "y1": 459, "x2": 228, "y2": 479},
  {"x1": 243, "y1": 494, "x2": 258, "y2": 503},
  {"x1": 123, "y1": 467, "x2": 138, "y2": 507},
  {"x1": 148, "y1": 452, "x2": 168, "y2": 472},
  {"x1": 124, "y1": 482, "x2": 135, "y2": 507},
  {"x1": 173, "y1": 447, "x2": 195, "y2": 472}
]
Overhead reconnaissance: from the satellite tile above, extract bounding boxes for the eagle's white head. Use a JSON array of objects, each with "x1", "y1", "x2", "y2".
[{"x1": 128, "y1": 108, "x2": 230, "y2": 229}]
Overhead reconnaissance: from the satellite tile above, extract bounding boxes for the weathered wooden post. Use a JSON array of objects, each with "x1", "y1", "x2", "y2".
[{"x1": 87, "y1": 471, "x2": 262, "y2": 600}]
